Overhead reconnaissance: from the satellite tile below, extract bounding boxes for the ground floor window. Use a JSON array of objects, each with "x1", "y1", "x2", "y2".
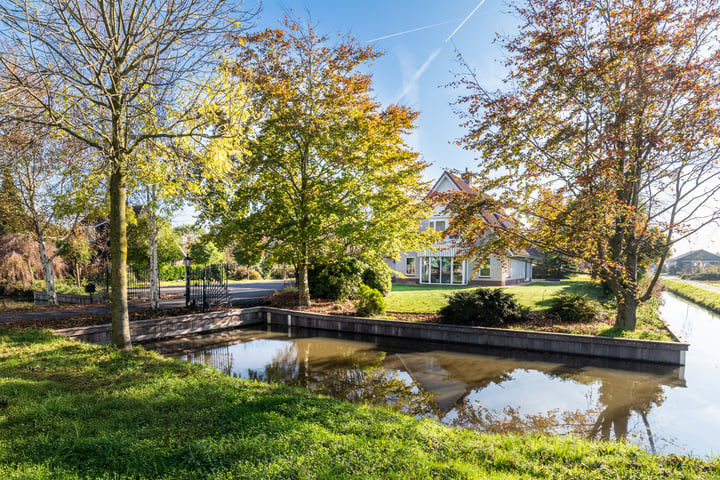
[
  {"x1": 420, "y1": 256, "x2": 466, "y2": 285},
  {"x1": 406, "y1": 257, "x2": 415, "y2": 275}
]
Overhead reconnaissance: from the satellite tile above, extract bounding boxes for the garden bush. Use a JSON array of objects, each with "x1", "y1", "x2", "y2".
[
  {"x1": 159, "y1": 264, "x2": 185, "y2": 281},
  {"x1": 362, "y1": 262, "x2": 392, "y2": 296},
  {"x1": 355, "y1": 285, "x2": 385, "y2": 317},
  {"x1": 438, "y1": 288, "x2": 527, "y2": 326},
  {"x1": 308, "y1": 257, "x2": 366, "y2": 300},
  {"x1": 546, "y1": 293, "x2": 596, "y2": 323},
  {"x1": 248, "y1": 269, "x2": 263, "y2": 280}
]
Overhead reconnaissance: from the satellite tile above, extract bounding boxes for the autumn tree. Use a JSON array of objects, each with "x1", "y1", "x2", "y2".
[
  {"x1": 0, "y1": 113, "x2": 97, "y2": 304},
  {"x1": 201, "y1": 17, "x2": 433, "y2": 306},
  {"x1": 448, "y1": 0, "x2": 720, "y2": 329},
  {"x1": 0, "y1": 0, "x2": 253, "y2": 349}
]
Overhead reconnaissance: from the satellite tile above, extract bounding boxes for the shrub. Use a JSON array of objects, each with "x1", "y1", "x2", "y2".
[
  {"x1": 547, "y1": 293, "x2": 596, "y2": 323},
  {"x1": 439, "y1": 288, "x2": 527, "y2": 327},
  {"x1": 362, "y1": 262, "x2": 392, "y2": 296},
  {"x1": 355, "y1": 285, "x2": 385, "y2": 317},
  {"x1": 308, "y1": 258, "x2": 366, "y2": 300},
  {"x1": 159, "y1": 264, "x2": 185, "y2": 281},
  {"x1": 248, "y1": 269, "x2": 263, "y2": 280}
]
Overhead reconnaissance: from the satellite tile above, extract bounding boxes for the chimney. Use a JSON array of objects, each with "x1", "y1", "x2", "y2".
[{"x1": 461, "y1": 168, "x2": 472, "y2": 186}]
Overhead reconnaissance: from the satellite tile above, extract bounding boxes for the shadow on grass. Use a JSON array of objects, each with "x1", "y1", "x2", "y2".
[{"x1": 0, "y1": 329, "x2": 453, "y2": 479}]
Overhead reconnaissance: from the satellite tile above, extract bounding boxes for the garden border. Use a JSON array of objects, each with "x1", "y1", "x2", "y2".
[{"x1": 54, "y1": 306, "x2": 688, "y2": 365}]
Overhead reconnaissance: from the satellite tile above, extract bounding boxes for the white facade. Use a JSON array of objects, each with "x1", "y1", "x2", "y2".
[{"x1": 388, "y1": 172, "x2": 536, "y2": 286}]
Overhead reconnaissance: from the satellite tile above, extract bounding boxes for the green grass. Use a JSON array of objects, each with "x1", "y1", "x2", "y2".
[
  {"x1": 663, "y1": 279, "x2": 720, "y2": 314},
  {"x1": 30, "y1": 280, "x2": 88, "y2": 296},
  {"x1": 387, "y1": 276, "x2": 609, "y2": 314},
  {"x1": 0, "y1": 329, "x2": 716, "y2": 479}
]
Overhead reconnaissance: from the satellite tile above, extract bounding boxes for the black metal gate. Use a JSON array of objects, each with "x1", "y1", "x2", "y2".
[
  {"x1": 88, "y1": 265, "x2": 159, "y2": 300},
  {"x1": 185, "y1": 263, "x2": 229, "y2": 310}
]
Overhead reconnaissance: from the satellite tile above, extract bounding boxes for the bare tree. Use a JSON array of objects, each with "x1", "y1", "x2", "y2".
[
  {"x1": 0, "y1": 0, "x2": 254, "y2": 349},
  {"x1": 0, "y1": 109, "x2": 95, "y2": 305}
]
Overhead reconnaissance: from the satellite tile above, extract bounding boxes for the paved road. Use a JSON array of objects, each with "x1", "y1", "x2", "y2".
[
  {"x1": 0, "y1": 280, "x2": 285, "y2": 323},
  {"x1": 160, "y1": 280, "x2": 285, "y2": 306}
]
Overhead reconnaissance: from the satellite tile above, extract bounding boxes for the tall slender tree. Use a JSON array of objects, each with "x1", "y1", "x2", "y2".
[
  {"x1": 448, "y1": 0, "x2": 720, "y2": 329},
  {"x1": 202, "y1": 17, "x2": 433, "y2": 306},
  {"x1": 0, "y1": 0, "x2": 254, "y2": 349}
]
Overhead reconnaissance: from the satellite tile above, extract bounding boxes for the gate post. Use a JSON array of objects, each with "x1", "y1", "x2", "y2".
[
  {"x1": 202, "y1": 266, "x2": 207, "y2": 312},
  {"x1": 184, "y1": 255, "x2": 191, "y2": 307}
]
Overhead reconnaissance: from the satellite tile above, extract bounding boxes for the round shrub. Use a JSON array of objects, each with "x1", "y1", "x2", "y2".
[
  {"x1": 355, "y1": 285, "x2": 385, "y2": 317},
  {"x1": 248, "y1": 269, "x2": 263, "y2": 280},
  {"x1": 439, "y1": 288, "x2": 527, "y2": 327},
  {"x1": 308, "y1": 257, "x2": 366, "y2": 300},
  {"x1": 547, "y1": 293, "x2": 596, "y2": 323},
  {"x1": 362, "y1": 262, "x2": 392, "y2": 296}
]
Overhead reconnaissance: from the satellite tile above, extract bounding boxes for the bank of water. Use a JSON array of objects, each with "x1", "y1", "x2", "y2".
[{"x1": 144, "y1": 293, "x2": 719, "y2": 457}]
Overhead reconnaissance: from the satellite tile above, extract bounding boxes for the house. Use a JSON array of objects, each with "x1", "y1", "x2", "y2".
[
  {"x1": 387, "y1": 171, "x2": 539, "y2": 286},
  {"x1": 666, "y1": 249, "x2": 720, "y2": 275}
]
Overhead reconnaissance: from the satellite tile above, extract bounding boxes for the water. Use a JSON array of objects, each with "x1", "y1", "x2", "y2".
[{"x1": 144, "y1": 293, "x2": 720, "y2": 458}]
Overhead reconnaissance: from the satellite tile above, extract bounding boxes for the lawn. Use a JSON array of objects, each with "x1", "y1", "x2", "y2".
[
  {"x1": 0, "y1": 328, "x2": 715, "y2": 479},
  {"x1": 386, "y1": 276, "x2": 609, "y2": 314}
]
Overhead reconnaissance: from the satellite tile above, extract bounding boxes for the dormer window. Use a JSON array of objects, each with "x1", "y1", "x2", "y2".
[{"x1": 429, "y1": 220, "x2": 446, "y2": 232}]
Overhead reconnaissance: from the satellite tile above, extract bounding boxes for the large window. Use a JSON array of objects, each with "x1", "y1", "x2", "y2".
[{"x1": 420, "y1": 256, "x2": 465, "y2": 285}]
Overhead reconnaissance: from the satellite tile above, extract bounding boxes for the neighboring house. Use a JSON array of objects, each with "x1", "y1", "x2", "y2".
[
  {"x1": 387, "y1": 171, "x2": 540, "y2": 286},
  {"x1": 666, "y1": 249, "x2": 720, "y2": 274}
]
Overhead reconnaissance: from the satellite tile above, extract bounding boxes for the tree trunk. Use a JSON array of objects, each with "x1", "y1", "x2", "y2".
[
  {"x1": 614, "y1": 291, "x2": 639, "y2": 330},
  {"x1": 297, "y1": 260, "x2": 311, "y2": 307},
  {"x1": 110, "y1": 158, "x2": 131, "y2": 350},
  {"x1": 147, "y1": 186, "x2": 160, "y2": 310},
  {"x1": 37, "y1": 235, "x2": 57, "y2": 305}
]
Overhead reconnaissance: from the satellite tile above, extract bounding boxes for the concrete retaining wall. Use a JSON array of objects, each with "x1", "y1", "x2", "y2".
[
  {"x1": 56, "y1": 308, "x2": 265, "y2": 344},
  {"x1": 262, "y1": 308, "x2": 688, "y2": 365},
  {"x1": 55, "y1": 307, "x2": 688, "y2": 365},
  {"x1": 33, "y1": 291, "x2": 104, "y2": 305}
]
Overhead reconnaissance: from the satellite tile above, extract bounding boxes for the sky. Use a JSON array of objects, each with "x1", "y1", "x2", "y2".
[{"x1": 174, "y1": 0, "x2": 718, "y2": 256}]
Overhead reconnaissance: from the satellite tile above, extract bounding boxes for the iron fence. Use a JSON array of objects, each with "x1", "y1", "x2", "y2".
[
  {"x1": 185, "y1": 263, "x2": 229, "y2": 310},
  {"x1": 86, "y1": 265, "x2": 160, "y2": 300}
]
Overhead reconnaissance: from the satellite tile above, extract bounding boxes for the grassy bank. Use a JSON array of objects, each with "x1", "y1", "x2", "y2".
[
  {"x1": 386, "y1": 277, "x2": 609, "y2": 314},
  {"x1": 385, "y1": 278, "x2": 671, "y2": 341},
  {"x1": 1, "y1": 329, "x2": 715, "y2": 479},
  {"x1": 663, "y1": 279, "x2": 720, "y2": 314}
]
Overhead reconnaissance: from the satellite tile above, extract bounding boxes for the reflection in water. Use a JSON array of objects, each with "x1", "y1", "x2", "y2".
[{"x1": 146, "y1": 325, "x2": 689, "y2": 455}]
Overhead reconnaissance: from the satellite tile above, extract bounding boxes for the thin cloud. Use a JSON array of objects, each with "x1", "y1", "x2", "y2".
[
  {"x1": 367, "y1": 18, "x2": 461, "y2": 43},
  {"x1": 446, "y1": 0, "x2": 487, "y2": 42},
  {"x1": 395, "y1": 48, "x2": 442, "y2": 104}
]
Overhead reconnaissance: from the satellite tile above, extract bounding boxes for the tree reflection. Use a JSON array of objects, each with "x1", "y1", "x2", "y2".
[
  {"x1": 450, "y1": 376, "x2": 666, "y2": 453},
  {"x1": 247, "y1": 340, "x2": 440, "y2": 417}
]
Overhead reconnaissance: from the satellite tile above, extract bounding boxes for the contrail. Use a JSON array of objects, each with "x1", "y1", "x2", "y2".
[
  {"x1": 446, "y1": 0, "x2": 487, "y2": 42},
  {"x1": 395, "y1": 48, "x2": 442, "y2": 104},
  {"x1": 367, "y1": 19, "x2": 461, "y2": 43}
]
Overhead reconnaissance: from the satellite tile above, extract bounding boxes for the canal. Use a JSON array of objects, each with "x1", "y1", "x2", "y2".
[{"x1": 144, "y1": 293, "x2": 719, "y2": 457}]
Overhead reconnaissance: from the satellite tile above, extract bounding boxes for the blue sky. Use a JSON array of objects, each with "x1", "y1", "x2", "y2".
[
  {"x1": 256, "y1": 0, "x2": 517, "y2": 180},
  {"x1": 174, "y1": 0, "x2": 717, "y2": 254}
]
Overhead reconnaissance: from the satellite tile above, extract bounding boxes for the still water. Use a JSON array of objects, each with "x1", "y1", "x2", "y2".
[{"x1": 145, "y1": 293, "x2": 720, "y2": 457}]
